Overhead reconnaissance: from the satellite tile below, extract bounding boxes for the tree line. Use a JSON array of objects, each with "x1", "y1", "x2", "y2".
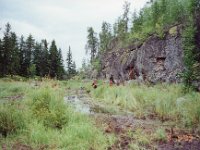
[{"x1": 0, "y1": 23, "x2": 76, "y2": 79}]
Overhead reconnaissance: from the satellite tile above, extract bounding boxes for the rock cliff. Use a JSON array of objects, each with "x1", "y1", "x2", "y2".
[{"x1": 100, "y1": 25, "x2": 184, "y2": 83}]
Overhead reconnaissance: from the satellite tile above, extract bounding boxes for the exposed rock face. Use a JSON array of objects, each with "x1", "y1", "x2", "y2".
[{"x1": 100, "y1": 25, "x2": 184, "y2": 83}]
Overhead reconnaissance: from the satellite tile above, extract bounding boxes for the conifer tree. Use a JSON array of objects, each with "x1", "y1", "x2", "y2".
[
  {"x1": 40, "y1": 39, "x2": 49, "y2": 76},
  {"x1": 23, "y1": 34, "x2": 35, "y2": 76},
  {"x1": 10, "y1": 32, "x2": 20, "y2": 75},
  {"x1": 122, "y1": 1, "x2": 130, "y2": 33},
  {"x1": 71, "y1": 61, "x2": 77, "y2": 76},
  {"x1": 49, "y1": 40, "x2": 58, "y2": 78},
  {"x1": 152, "y1": 1, "x2": 159, "y2": 27},
  {"x1": 99, "y1": 22, "x2": 112, "y2": 52},
  {"x1": 33, "y1": 42, "x2": 42, "y2": 76},
  {"x1": 85, "y1": 27, "x2": 98, "y2": 62},
  {"x1": 19, "y1": 36, "x2": 26, "y2": 76},
  {"x1": 57, "y1": 48, "x2": 64, "y2": 79},
  {"x1": 113, "y1": 1, "x2": 130, "y2": 42},
  {"x1": 2, "y1": 23, "x2": 12, "y2": 76},
  {"x1": 66, "y1": 46, "x2": 73, "y2": 78}
]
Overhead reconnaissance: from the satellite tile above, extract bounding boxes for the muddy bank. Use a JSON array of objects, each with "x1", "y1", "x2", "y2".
[{"x1": 65, "y1": 89, "x2": 200, "y2": 150}]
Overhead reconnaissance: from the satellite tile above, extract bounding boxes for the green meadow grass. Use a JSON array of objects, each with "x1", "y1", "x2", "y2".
[
  {"x1": 0, "y1": 78, "x2": 114, "y2": 149},
  {"x1": 89, "y1": 81, "x2": 200, "y2": 129}
]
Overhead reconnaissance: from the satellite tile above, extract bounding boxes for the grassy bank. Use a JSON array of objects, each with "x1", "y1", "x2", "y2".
[
  {"x1": 86, "y1": 80, "x2": 200, "y2": 130},
  {"x1": 0, "y1": 78, "x2": 114, "y2": 149}
]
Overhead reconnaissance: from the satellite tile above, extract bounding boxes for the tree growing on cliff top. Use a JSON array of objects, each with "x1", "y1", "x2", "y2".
[
  {"x1": 113, "y1": 1, "x2": 130, "y2": 43},
  {"x1": 99, "y1": 22, "x2": 112, "y2": 52},
  {"x1": 85, "y1": 27, "x2": 98, "y2": 62}
]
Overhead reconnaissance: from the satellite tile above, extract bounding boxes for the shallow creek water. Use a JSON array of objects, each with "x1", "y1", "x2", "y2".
[{"x1": 64, "y1": 95, "x2": 93, "y2": 114}]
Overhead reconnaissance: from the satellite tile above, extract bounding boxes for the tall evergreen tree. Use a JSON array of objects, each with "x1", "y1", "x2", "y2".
[
  {"x1": 57, "y1": 48, "x2": 64, "y2": 79},
  {"x1": 10, "y1": 32, "x2": 20, "y2": 75},
  {"x1": 49, "y1": 40, "x2": 59, "y2": 78},
  {"x1": 33, "y1": 42, "x2": 42, "y2": 76},
  {"x1": 19, "y1": 36, "x2": 26, "y2": 76},
  {"x1": 66, "y1": 46, "x2": 73, "y2": 78},
  {"x1": 2, "y1": 23, "x2": 12, "y2": 76},
  {"x1": 99, "y1": 22, "x2": 112, "y2": 52},
  {"x1": 113, "y1": 1, "x2": 130, "y2": 41},
  {"x1": 40, "y1": 39, "x2": 49, "y2": 76},
  {"x1": 85, "y1": 27, "x2": 98, "y2": 62},
  {"x1": 23, "y1": 34, "x2": 35, "y2": 76},
  {"x1": 152, "y1": 1, "x2": 159, "y2": 27},
  {"x1": 122, "y1": 1, "x2": 131, "y2": 33},
  {"x1": 71, "y1": 61, "x2": 77, "y2": 76}
]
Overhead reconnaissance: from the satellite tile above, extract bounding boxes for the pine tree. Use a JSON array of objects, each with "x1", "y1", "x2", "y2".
[
  {"x1": 2, "y1": 23, "x2": 12, "y2": 76},
  {"x1": 122, "y1": 1, "x2": 130, "y2": 33},
  {"x1": 152, "y1": 1, "x2": 159, "y2": 27},
  {"x1": 85, "y1": 27, "x2": 98, "y2": 62},
  {"x1": 19, "y1": 36, "x2": 26, "y2": 76},
  {"x1": 71, "y1": 61, "x2": 77, "y2": 76},
  {"x1": 23, "y1": 34, "x2": 35, "y2": 76},
  {"x1": 99, "y1": 22, "x2": 112, "y2": 52},
  {"x1": 57, "y1": 48, "x2": 64, "y2": 79},
  {"x1": 33, "y1": 42, "x2": 42, "y2": 76},
  {"x1": 66, "y1": 46, "x2": 73, "y2": 78},
  {"x1": 113, "y1": 2, "x2": 130, "y2": 43},
  {"x1": 49, "y1": 40, "x2": 59, "y2": 78},
  {"x1": 10, "y1": 32, "x2": 20, "y2": 75},
  {"x1": 39, "y1": 39, "x2": 49, "y2": 77}
]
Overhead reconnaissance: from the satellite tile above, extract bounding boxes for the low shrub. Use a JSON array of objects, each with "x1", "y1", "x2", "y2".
[
  {"x1": 31, "y1": 88, "x2": 69, "y2": 129},
  {"x1": 0, "y1": 104, "x2": 26, "y2": 137}
]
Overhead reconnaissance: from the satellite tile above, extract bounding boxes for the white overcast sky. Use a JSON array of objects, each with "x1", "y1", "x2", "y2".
[{"x1": 0, "y1": 0, "x2": 148, "y2": 68}]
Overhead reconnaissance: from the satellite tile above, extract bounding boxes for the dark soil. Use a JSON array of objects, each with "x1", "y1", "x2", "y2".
[
  {"x1": 67, "y1": 88, "x2": 200, "y2": 150},
  {"x1": 2, "y1": 142, "x2": 32, "y2": 150},
  {"x1": 2, "y1": 94, "x2": 24, "y2": 101}
]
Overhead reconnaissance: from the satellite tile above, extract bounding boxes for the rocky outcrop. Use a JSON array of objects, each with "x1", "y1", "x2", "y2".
[{"x1": 100, "y1": 25, "x2": 184, "y2": 83}]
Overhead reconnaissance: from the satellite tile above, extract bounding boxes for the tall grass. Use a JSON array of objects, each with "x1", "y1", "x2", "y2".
[
  {"x1": 0, "y1": 80, "x2": 28, "y2": 98},
  {"x1": 0, "y1": 104, "x2": 26, "y2": 137},
  {"x1": 0, "y1": 79, "x2": 114, "y2": 149},
  {"x1": 91, "y1": 81, "x2": 200, "y2": 128}
]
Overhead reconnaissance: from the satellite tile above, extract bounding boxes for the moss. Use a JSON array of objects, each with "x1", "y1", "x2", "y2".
[{"x1": 169, "y1": 26, "x2": 178, "y2": 36}]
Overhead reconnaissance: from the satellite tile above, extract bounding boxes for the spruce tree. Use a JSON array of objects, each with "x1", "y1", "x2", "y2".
[
  {"x1": 66, "y1": 46, "x2": 73, "y2": 78},
  {"x1": 152, "y1": 1, "x2": 159, "y2": 27},
  {"x1": 40, "y1": 39, "x2": 49, "y2": 76},
  {"x1": 49, "y1": 40, "x2": 58, "y2": 78},
  {"x1": 71, "y1": 61, "x2": 77, "y2": 76},
  {"x1": 24, "y1": 34, "x2": 35, "y2": 77},
  {"x1": 57, "y1": 48, "x2": 64, "y2": 79},
  {"x1": 10, "y1": 32, "x2": 20, "y2": 75},
  {"x1": 122, "y1": 1, "x2": 130, "y2": 33},
  {"x1": 85, "y1": 27, "x2": 98, "y2": 62},
  {"x1": 19, "y1": 36, "x2": 26, "y2": 76},
  {"x1": 33, "y1": 42, "x2": 42, "y2": 76},
  {"x1": 2, "y1": 23, "x2": 12, "y2": 76},
  {"x1": 99, "y1": 22, "x2": 112, "y2": 52}
]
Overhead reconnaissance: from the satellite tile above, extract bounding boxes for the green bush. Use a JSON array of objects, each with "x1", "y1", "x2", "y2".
[
  {"x1": 31, "y1": 88, "x2": 69, "y2": 129},
  {"x1": 0, "y1": 105, "x2": 26, "y2": 137}
]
